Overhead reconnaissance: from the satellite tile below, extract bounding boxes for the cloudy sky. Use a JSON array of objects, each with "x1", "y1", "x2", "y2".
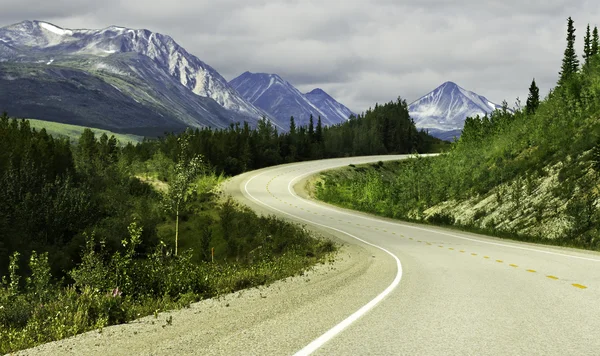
[{"x1": 1, "y1": 0, "x2": 599, "y2": 113}]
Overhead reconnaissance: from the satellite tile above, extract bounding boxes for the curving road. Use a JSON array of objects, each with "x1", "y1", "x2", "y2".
[
  {"x1": 23, "y1": 155, "x2": 600, "y2": 356},
  {"x1": 230, "y1": 155, "x2": 600, "y2": 355}
]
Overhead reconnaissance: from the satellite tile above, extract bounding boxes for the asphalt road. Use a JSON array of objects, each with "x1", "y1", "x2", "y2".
[
  {"x1": 22, "y1": 155, "x2": 600, "y2": 356},
  {"x1": 232, "y1": 155, "x2": 600, "y2": 355}
]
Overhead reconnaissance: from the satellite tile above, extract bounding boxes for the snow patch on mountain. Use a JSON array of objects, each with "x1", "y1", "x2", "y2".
[{"x1": 39, "y1": 22, "x2": 73, "y2": 36}]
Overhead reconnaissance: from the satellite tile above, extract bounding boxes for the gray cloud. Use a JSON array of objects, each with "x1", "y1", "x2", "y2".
[{"x1": 1, "y1": 0, "x2": 599, "y2": 113}]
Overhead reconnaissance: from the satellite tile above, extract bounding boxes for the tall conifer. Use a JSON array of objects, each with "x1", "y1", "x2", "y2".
[
  {"x1": 592, "y1": 26, "x2": 600, "y2": 56},
  {"x1": 526, "y1": 78, "x2": 540, "y2": 115},
  {"x1": 315, "y1": 116, "x2": 323, "y2": 143},
  {"x1": 583, "y1": 24, "x2": 592, "y2": 64},
  {"x1": 559, "y1": 17, "x2": 579, "y2": 83}
]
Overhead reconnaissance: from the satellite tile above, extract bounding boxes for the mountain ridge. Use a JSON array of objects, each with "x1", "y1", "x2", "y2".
[
  {"x1": 0, "y1": 20, "x2": 283, "y2": 134},
  {"x1": 229, "y1": 71, "x2": 353, "y2": 127}
]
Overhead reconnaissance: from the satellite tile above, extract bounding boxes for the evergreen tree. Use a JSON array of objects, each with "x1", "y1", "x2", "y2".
[
  {"x1": 593, "y1": 26, "x2": 600, "y2": 56},
  {"x1": 526, "y1": 78, "x2": 540, "y2": 115},
  {"x1": 308, "y1": 114, "x2": 315, "y2": 141},
  {"x1": 315, "y1": 116, "x2": 323, "y2": 143},
  {"x1": 289, "y1": 116, "x2": 296, "y2": 135},
  {"x1": 583, "y1": 24, "x2": 592, "y2": 65},
  {"x1": 559, "y1": 17, "x2": 579, "y2": 83}
]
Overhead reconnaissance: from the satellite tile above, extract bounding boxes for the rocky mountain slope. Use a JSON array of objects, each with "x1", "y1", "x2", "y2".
[
  {"x1": 0, "y1": 20, "x2": 279, "y2": 135},
  {"x1": 229, "y1": 71, "x2": 353, "y2": 127}
]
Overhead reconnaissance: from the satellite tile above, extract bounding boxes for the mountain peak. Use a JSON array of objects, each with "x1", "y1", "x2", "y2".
[
  {"x1": 409, "y1": 81, "x2": 501, "y2": 135},
  {"x1": 307, "y1": 88, "x2": 327, "y2": 96}
]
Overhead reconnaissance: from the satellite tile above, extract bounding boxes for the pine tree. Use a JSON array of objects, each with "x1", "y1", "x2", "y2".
[
  {"x1": 559, "y1": 17, "x2": 579, "y2": 83},
  {"x1": 593, "y1": 26, "x2": 600, "y2": 56},
  {"x1": 289, "y1": 116, "x2": 296, "y2": 137},
  {"x1": 315, "y1": 116, "x2": 323, "y2": 143},
  {"x1": 526, "y1": 78, "x2": 540, "y2": 115},
  {"x1": 583, "y1": 24, "x2": 592, "y2": 65},
  {"x1": 308, "y1": 114, "x2": 314, "y2": 141}
]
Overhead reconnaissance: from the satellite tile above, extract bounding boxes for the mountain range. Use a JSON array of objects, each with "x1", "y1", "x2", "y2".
[
  {"x1": 0, "y1": 20, "x2": 352, "y2": 135},
  {"x1": 229, "y1": 72, "x2": 354, "y2": 127},
  {"x1": 409, "y1": 81, "x2": 502, "y2": 140}
]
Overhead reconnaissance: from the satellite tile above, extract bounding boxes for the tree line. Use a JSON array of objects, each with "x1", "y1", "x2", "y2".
[{"x1": 129, "y1": 98, "x2": 444, "y2": 176}]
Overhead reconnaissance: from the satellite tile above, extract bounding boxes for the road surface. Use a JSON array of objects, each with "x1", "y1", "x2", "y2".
[
  {"x1": 230, "y1": 155, "x2": 600, "y2": 355},
  {"x1": 23, "y1": 155, "x2": 600, "y2": 355}
]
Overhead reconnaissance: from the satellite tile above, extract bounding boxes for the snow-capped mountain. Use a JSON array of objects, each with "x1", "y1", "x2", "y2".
[
  {"x1": 229, "y1": 72, "x2": 353, "y2": 128},
  {"x1": 305, "y1": 88, "x2": 354, "y2": 124},
  {"x1": 409, "y1": 81, "x2": 501, "y2": 138},
  {"x1": 0, "y1": 20, "x2": 277, "y2": 134}
]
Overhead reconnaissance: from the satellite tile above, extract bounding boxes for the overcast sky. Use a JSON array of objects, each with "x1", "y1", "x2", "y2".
[{"x1": 1, "y1": 0, "x2": 599, "y2": 113}]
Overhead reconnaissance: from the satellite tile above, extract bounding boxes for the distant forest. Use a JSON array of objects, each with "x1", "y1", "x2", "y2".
[{"x1": 132, "y1": 98, "x2": 445, "y2": 176}]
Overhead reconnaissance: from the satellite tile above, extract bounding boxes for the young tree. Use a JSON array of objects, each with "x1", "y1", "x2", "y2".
[
  {"x1": 559, "y1": 17, "x2": 579, "y2": 83},
  {"x1": 583, "y1": 24, "x2": 592, "y2": 65},
  {"x1": 526, "y1": 78, "x2": 540, "y2": 115},
  {"x1": 164, "y1": 137, "x2": 205, "y2": 256},
  {"x1": 593, "y1": 26, "x2": 600, "y2": 56}
]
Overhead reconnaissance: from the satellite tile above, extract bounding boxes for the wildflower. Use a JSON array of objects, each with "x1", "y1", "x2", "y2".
[{"x1": 111, "y1": 287, "x2": 122, "y2": 297}]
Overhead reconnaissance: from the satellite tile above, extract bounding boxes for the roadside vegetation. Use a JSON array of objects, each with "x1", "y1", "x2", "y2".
[
  {"x1": 315, "y1": 18, "x2": 600, "y2": 251},
  {"x1": 0, "y1": 116, "x2": 334, "y2": 353}
]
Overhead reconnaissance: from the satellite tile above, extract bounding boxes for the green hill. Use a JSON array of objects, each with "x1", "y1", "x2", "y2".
[{"x1": 26, "y1": 119, "x2": 144, "y2": 145}]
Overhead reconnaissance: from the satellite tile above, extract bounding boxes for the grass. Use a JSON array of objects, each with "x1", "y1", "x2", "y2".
[{"x1": 26, "y1": 119, "x2": 144, "y2": 145}]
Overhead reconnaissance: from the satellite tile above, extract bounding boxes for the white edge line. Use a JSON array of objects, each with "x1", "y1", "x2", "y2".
[
  {"x1": 242, "y1": 169, "x2": 403, "y2": 356},
  {"x1": 286, "y1": 165, "x2": 600, "y2": 263}
]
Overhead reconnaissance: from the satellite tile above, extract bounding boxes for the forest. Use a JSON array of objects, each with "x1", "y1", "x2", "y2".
[
  {"x1": 316, "y1": 18, "x2": 600, "y2": 250},
  {"x1": 0, "y1": 94, "x2": 439, "y2": 352}
]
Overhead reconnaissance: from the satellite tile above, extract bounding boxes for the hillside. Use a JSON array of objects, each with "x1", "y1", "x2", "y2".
[
  {"x1": 315, "y1": 27, "x2": 600, "y2": 250},
  {"x1": 0, "y1": 20, "x2": 275, "y2": 135},
  {"x1": 27, "y1": 119, "x2": 143, "y2": 144}
]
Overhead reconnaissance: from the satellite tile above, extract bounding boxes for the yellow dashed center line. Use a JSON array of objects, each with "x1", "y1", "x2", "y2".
[{"x1": 265, "y1": 169, "x2": 589, "y2": 293}]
